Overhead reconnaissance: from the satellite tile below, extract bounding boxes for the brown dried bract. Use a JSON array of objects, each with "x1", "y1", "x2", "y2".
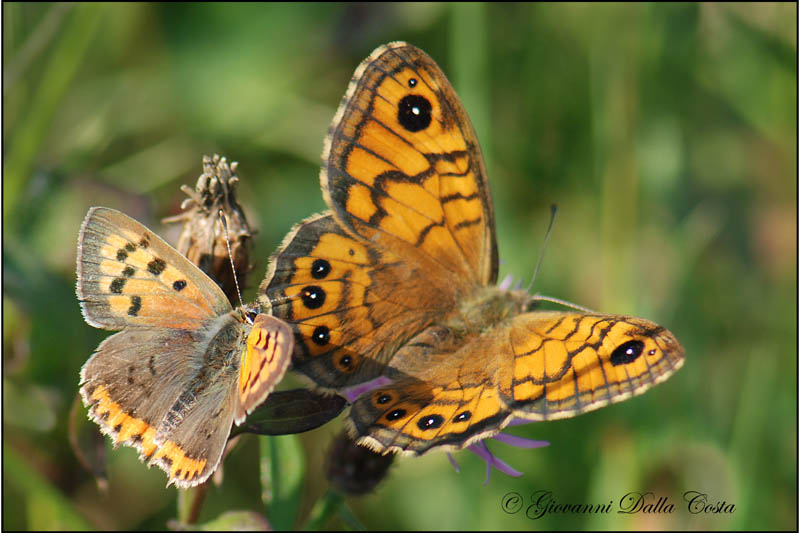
[{"x1": 164, "y1": 155, "x2": 253, "y2": 304}]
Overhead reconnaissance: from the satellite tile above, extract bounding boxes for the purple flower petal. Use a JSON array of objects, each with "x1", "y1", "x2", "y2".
[
  {"x1": 468, "y1": 441, "x2": 492, "y2": 463},
  {"x1": 468, "y1": 441, "x2": 523, "y2": 485},
  {"x1": 492, "y1": 432, "x2": 549, "y2": 449},
  {"x1": 342, "y1": 376, "x2": 393, "y2": 403},
  {"x1": 447, "y1": 452, "x2": 461, "y2": 473},
  {"x1": 488, "y1": 452, "x2": 524, "y2": 479},
  {"x1": 505, "y1": 417, "x2": 538, "y2": 427},
  {"x1": 499, "y1": 273, "x2": 514, "y2": 291}
]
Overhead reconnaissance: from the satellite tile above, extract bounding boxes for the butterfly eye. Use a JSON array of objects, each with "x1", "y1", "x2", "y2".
[
  {"x1": 610, "y1": 340, "x2": 645, "y2": 366},
  {"x1": 397, "y1": 94, "x2": 432, "y2": 132}
]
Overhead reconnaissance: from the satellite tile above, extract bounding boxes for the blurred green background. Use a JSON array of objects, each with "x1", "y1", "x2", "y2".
[{"x1": 3, "y1": 2, "x2": 796, "y2": 530}]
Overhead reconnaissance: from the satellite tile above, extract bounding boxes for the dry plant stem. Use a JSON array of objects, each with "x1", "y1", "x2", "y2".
[
  {"x1": 178, "y1": 482, "x2": 210, "y2": 525},
  {"x1": 172, "y1": 154, "x2": 254, "y2": 525},
  {"x1": 164, "y1": 154, "x2": 253, "y2": 305}
]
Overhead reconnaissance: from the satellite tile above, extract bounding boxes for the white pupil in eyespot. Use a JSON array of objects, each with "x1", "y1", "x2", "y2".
[{"x1": 412, "y1": 106, "x2": 420, "y2": 115}]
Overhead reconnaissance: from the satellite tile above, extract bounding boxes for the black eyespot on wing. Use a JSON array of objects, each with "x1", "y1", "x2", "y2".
[
  {"x1": 397, "y1": 94, "x2": 432, "y2": 132},
  {"x1": 338, "y1": 354, "x2": 352, "y2": 370},
  {"x1": 311, "y1": 259, "x2": 331, "y2": 279},
  {"x1": 301, "y1": 285, "x2": 326, "y2": 309},
  {"x1": 385, "y1": 408, "x2": 406, "y2": 421},
  {"x1": 147, "y1": 258, "x2": 166, "y2": 276},
  {"x1": 173, "y1": 280, "x2": 187, "y2": 291},
  {"x1": 312, "y1": 326, "x2": 330, "y2": 346},
  {"x1": 110, "y1": 278, "x2": 126, "y2": 294},
  {"x1": 417, "y1": 414, "x2": 444, "y2": 431},
  {"x1": 376, "y1": 393, "x2": 392, "y2": 405},
  {"x1": 610, "y1": 340, "x2": 645, "y2": 366},
  {"x1": 128, "y1": 296, "x2": 142, "y2": 316},
  {"x1": 454, "y1": 411, "x2": 471, "y2": 422}
]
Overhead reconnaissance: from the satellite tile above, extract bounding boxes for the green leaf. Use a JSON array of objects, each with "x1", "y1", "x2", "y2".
[
  {"x1": 3, "y1": 3, "x2": 105, "y2": 223},
  {"x1": 261, "y1": 434, "x2": 305, "y2": 529}
]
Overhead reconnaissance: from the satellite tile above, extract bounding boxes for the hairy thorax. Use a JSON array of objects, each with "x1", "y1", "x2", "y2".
[
  {"x1": 201, "y1": 312, "x2": 248, "y2": 377},
  {"x1": 448, "y1": 286, "x2": 533, "y2": 337},
  {"x1": 387, "y1": 287, "x2": 534, "y2": 378}
]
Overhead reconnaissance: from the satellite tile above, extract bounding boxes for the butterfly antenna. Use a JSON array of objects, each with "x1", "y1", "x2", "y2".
[
  {"x1": 530, "y1": 294, "x2": 595, "y2": 313},
  {"x1": 526, "y1": 204, "x2": 558, "y2": 293},
  {"x1": 219, "y1": 210, "x2": 245, "y2": 310}
]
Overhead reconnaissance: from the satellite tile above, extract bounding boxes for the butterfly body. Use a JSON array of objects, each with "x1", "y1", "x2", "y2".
[
  {"x1": 78, "y1": 207, "x2": 292, "y2": 487},
  {"x1": 261, "y1": 42, "x2": 685, "y2": 457}
]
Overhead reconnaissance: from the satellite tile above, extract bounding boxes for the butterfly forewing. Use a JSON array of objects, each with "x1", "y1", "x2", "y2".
[
  {"x1": 504, "y1": 312, "x2": 685, "y2": 419},
  {"x1": 77, "y1": 207, "x2": 232, "y2": 330},
  {"x1": 321, "y1": 42, "x2": 498, "y2": 287}
]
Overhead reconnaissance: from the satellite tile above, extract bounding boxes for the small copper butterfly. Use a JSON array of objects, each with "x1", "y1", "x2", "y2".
[{"x1": 77, "y1": 207, "x2": 293, "y2": 488}]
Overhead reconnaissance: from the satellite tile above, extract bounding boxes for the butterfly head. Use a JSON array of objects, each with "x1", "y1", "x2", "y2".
[{"x1": 237, "y1": 304, "x2": 261, "y2": 325}]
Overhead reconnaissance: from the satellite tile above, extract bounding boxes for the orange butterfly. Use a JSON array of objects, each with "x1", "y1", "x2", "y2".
[
  {"x1": 260, "y1": 42, "x2": 684, "y2": 459},
  {"x1": 77, "y1": 207, "x2": 293, "y2": 487}
]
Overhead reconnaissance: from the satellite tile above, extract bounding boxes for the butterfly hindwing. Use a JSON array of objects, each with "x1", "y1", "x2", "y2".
[
  {"x1": 79, "y1": 321, "x2": 239, "y2": 488},
  {"x1": 348, "y1": 311, "x2": 684, "y2": 455},
  {"x1": 260, "y1": 212, "x2": 451, "y2": 389}
]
